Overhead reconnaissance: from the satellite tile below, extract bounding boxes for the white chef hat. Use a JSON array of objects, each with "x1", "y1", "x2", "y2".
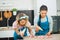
[{"x1": 19, "y1": 15, "x2": 29, "y2": 20}]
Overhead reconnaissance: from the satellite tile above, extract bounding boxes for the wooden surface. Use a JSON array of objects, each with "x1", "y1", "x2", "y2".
[{"x1": 24, "y1": 34, "x2": 60, "y2": 40}]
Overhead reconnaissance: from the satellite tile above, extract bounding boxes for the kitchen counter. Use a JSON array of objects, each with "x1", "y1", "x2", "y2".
[
  {"x1": 24, "y1": 34, "x2": 60, "y2": 40},
  {"x1": 0, "y1": 27, "x2": 60, "y2": 40}
]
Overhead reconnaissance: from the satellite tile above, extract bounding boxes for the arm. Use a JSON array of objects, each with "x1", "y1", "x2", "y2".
[
  {"x1": 12, "y1": 21, "x2": 20, "y2": 35},
  {"x1": 12, "y1": 21, "x2": 24, "y2": 37},
  {"x1": 35, "y1": 25, "x2": 43, "y2": 32},
  {"x1": 25, "y1": 21, "x2": 33, "y2": 35},
  {"x1": 49, "y1": 16, "x2": 53, "y2": 33},
  {"x1": 47, "y1": 16, "x2": 53, "y2": 35},
  {"x1": 34, "y1": 16, "x2": 43, "y2": 32}
]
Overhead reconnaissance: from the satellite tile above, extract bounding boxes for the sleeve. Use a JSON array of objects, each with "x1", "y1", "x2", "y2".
[
  {"x1": 48, "y1": 16, "x2": 53, "y2": 32},
  {"x1": 34, "y1": 16, "x2": 39, "y2": 27},
  {"x1": 12, "y1": 21, "x2": 18, "y2": 28}
]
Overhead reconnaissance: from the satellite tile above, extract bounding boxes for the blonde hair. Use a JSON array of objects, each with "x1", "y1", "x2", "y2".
[{"x1": 16, "y1": 13, "x2": 27, "y2": 20}]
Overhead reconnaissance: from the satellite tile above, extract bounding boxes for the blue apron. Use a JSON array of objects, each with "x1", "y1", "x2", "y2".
[
  {"x1": 14, "y1": 27, "x2": 27, "y2": 40},
  {"x1": 35, "y1": 16, "x2": 49, "y2": 36}
]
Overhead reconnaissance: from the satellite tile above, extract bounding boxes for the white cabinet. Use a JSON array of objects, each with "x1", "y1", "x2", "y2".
[{"x1": 0, "y1": 30, "x2": 14, "y2": 38}]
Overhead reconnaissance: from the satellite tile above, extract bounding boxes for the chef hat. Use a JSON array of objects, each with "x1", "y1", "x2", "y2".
[{"x1": 19, "y1": 15, "x2": 29, "y2": 20}]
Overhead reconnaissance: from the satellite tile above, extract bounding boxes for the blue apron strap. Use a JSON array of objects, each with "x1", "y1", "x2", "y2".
[
  {"x1": 14, "y1": 27, "x2": 27, "y2": 40},
  {"x1": 46, "y1": 16, "x2": 49, "y2": 22},
  {"x1": 24, "y1": 27, "x2": 27, "y2": 36}
]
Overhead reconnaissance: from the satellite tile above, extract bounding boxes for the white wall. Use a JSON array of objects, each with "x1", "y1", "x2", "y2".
[
  {"x1": 0, "y1": 0, "x2": 33, "y2": 10},
  {"x1": 0, "y1": 0, "x2": 57, "y2": 16},
  {"x1": 34, "y1": 0, "x2": 57, "y2": 16},
  {"x1": 57, "y1": 0, "x2": 60, "y2": 16},
  {"x1": 57, "y1": 0, "x2": 60, "y2": 10}
]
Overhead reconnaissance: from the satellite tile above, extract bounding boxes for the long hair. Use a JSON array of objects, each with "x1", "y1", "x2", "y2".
[
  {"x1": 16, "y1": 12, "x2": 27, "y2": 25},
  {"x1": 38, "y1": 14, "x2": 41, "y2": 26},
  {"x1": 38, "y1": 5, "x2": 48, "y2": 26}
]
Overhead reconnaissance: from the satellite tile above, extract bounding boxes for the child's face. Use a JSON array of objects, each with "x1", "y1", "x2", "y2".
[
  {"x1": 40, "y1": 10, "x2": 47, "y2": 18},
  {"x1": 19, "y1": 19, "x2": 27, "y2": 26}
]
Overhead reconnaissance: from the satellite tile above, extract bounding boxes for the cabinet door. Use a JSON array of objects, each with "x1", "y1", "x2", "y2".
[
  {"x1": 52, "y1": 16, "x2": 58, "y2": 33},
  {"x1": 57, "y1": 16, "x2": 60, "y2": 32}
]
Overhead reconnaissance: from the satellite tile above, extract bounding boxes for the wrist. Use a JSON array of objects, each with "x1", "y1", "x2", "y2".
[
  {"x1": 17, "y1": 32, "x2": 20, "y2": 35},
  {"x1": 48, "y1": 31, "x2": 52, "y2": 34}
]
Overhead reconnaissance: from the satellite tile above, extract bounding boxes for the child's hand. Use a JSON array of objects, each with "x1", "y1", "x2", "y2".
[
  {"x1": 19, "y1": 32, "x2": 24, "y2": 37},
  {"x1": 29, "y1": 34, "x2": 34, "y2": 38},
  {"x1": 35, "y1": 26, "x2": 43, "y2": 32},
  {"x1": 46, "y1": 32, "x2": 51, "y2": 36},
  {"x1": 35, "y1": 26, "x2": 39, "y2": 32},
  {"x1": 46, "y1": 32, "x2": 52, "y2": 38}
]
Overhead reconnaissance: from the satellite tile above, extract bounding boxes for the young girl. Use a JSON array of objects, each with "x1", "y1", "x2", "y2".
[
  {"x1": 35, "y1": 5, "x2": 53, "y2": 36},
  {"x1": 13, "y1": 13, "x2": 32, "y2": 40}
]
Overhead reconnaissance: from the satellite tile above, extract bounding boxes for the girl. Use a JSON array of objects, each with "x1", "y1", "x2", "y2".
[
  {"x1": 13, "y1": 13, "x2": 32, "y2": 40},
  {"x1": 35, "y1": 5, "x2": 53, "y2": 36}
]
